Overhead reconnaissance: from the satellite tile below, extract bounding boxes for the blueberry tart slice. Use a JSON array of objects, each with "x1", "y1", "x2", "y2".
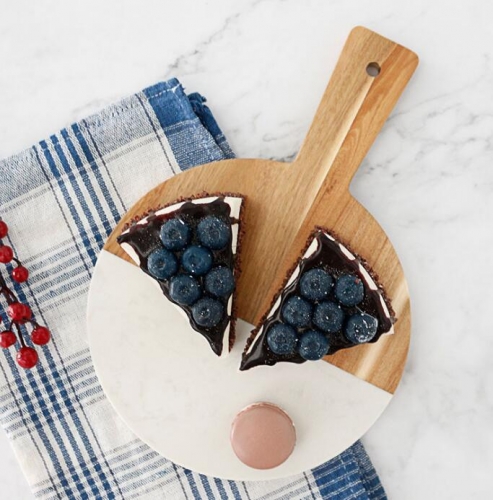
[
  {"x1": 118, "y1": 194, "x2": 244, "y2": 357},
  {"x1": 241, "y1": 229, "x2": 395, "y2": 370}
]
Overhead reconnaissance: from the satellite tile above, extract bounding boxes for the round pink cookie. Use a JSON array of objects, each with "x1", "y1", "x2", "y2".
[{"x1": 230, "y1": 402, "x2": 296, "y2": 469}]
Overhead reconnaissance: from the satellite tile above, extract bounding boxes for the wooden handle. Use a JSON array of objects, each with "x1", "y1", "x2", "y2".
[{"x1": 293, "y1": 26, "x2": 418, "y2": 190}]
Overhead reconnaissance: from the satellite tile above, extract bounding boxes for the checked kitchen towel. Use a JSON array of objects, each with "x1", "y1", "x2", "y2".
[{"x1": 0, "y1": 78, "x2": 387, "y2": 500}]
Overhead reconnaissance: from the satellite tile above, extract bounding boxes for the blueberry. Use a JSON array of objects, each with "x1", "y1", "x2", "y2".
[
  {"x1": 298, "y1": 330, "x2": 330, "y2": 361},
  {"x1": 266, "y1": 324, "x2": 298, "y2": 355},
  {"x1": 334, "y1": 274, "x2": 364, "y2": 306},
  {"x1": 197, "y1": 216, "x2": 230, "y2": 250},
  {"x1": 281, "y1": 296, "x2": 312, "y2": 328},
  {"x1": 344, "y1": 313, "x2": 378, "y2": 344},
  {"x1": 147, "y1": 248, "x2": 178, "y2": 280},
  {"x1": 192, "y1": 298, "x2": 224, "y2": 328},
  {"x1": 205, "y1": 267, "x2": 235, "y2": 297},
  {"x1": 181, "y1": 246, "x2": 213, "y2": 276},
  {"x1": 300, "y1": 268, "x2": 333, "y2": 302},
  {"x1": 313, "y1": 301, "x2": 344, "y2": 333},
  {"x1": 169, "y1": 275, "x2": 201, "y2": 305},
  {"x1": 160, "y1": 218, "x2": 191, "y2": 250}
]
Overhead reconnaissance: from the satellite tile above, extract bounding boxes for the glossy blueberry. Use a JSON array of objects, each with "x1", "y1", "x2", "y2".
[
  {"x1": 205, "y1": 267, "x2": 235, "y2": 297},
  {"x1": 197, "y1": 216, "x2": 230, "y2": 250},
  {"x1": 344, "y1": 313, "x2": 378, "y2": 344},
  {"x1": 334, "y1": 274, "x2": 364, "y2": 306},
  {"x1": 281, "y1": 295, "x2": 312, "y2": 328},
  {"x1": 313, "y1": 301, "x2": 344, "y2": 333},
  {"x1": 266, "y1": 324, "x2": 298, "y2": 355},
  {"x1": 147, "y1": 248, "x2": 178, "y2": 280},
  {"x1": 181, "y1": 246, "x2": 213, "y2": 276},
  {"x1": 160, "y1": 218, "x2": 191, "y2": 250},
  {"x1": 300, "y1": 268, "x2": 333, "y2": 302},
  {"x1": 298, "y1": 330, "x2": 330, "y2": 361},
  {"x1": 169, "y1": 275, "x2": 201, "y2": 305},
  {"x1": 192, "y1": 298, "x2": 224, "y2": 328}
]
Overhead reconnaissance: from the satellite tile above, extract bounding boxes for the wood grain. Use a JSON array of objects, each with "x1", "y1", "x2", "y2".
[{"x1": 103, "y1": 27, "x2": 418, "y2": 394}]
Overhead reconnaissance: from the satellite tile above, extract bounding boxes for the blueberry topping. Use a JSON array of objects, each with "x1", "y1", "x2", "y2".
[
  {"x1": 281, "y1": 295, "x2": 312, "y2": 328},
  {"x1": 344, "y1": 313, "x2": 378, "y2": 344},
  {"x1": 266, "y1": 324, "x2": 298, "y2": 355},
  {"x1": 197, "y1": 216, "x2": 230, "y2": 250},
  {"x1": 205, "y1": 267, "x2": 235, "y2": 297},
  {"x1": 298, "y1": 330, "x2": 330, "y2": 361},
  {"x1": 192, "y1": 298, "x2": 224, "y2": 328},
  {"x1": 299, "y1": 268, "x2": 333, "y2": 302},
  {"x1": 181, "y1": 246, "x2": 213, "y2": 276},
  {"x1": 147, "y1": 248, "x2": 178, "y2": 280},
  {"x1": 169, "y1": 275, "x2": 201, "y2": 305},
  {"x1": 334, "y1": 274, "x2": 364, "y2": 306},
  {"x1": 160, "y1": 218, "x2": 191, "y2": 250},
  {"x1": 313, "y1": 301, "x2": 344, "y2": 333}
]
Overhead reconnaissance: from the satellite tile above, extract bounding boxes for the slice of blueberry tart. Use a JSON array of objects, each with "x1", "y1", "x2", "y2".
[
  {"x1": 118, "y1": 194, "x2": 244, "y2": 357},
  {"x1": 240, "y1": 229, "x2": 395, "y2": 370}
]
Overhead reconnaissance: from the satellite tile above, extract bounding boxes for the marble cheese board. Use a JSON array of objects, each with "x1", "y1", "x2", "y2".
[{"x1": 87, "y1": 27, "x2": 418, "y2": 480}]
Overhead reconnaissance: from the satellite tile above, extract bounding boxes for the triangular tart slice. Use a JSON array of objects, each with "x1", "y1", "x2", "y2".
[
  {"x1": 241, "y1": 228, "x2": 395, "y2": 370},
  {"x1": 118, "y1": 194, "x2": 244, "y2": 357}
]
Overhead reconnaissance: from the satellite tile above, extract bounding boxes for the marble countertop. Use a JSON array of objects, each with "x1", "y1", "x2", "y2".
[{"x1": 1, "y1": 0, "x2": 492, "y2": 498}]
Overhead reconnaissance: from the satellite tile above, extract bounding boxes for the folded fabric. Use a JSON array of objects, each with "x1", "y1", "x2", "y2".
[{"x1": 0, "y1": 78, "x2": 387, "y2": 500}]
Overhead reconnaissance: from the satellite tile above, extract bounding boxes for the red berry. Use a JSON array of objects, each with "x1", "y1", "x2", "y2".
[
  {"x1": 31, "y1": 326, "x2": 50, "y2": 345},
  {"x1": 21, "y1": 304, "x2": 32, "y2": 321},
  {"x1": 0, "y1": 221, "x2": 7, "y2": 239},
  {"x1": 16, "y1": 347, "x2": 38, "y2": 369},
  {"x1": 12, "y1": 266, "x2": 29, "y2": 283},
  {"x1": 7, "y1": 303, "x2": 30, "y2": 323},
  {"x1": 0, "y1": 331, "x2": 17, "y2": 349},
  {"x1": 0, "y1": 245, "x2": 14, "y2": 264}
]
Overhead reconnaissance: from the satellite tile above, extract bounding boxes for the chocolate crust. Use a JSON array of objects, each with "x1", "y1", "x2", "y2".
[{"x1": 242, "y1": 227, "x2": 396, "y2": 369}]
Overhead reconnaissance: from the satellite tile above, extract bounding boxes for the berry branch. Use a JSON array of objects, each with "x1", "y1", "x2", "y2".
[{"x1": 0, "y1": 218, "x2": 51, "y2": 369}]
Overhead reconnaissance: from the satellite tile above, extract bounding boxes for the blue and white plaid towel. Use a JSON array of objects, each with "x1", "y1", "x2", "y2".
[{"x1": 0, "y1": 78, "x2": 387, "y2": 500}]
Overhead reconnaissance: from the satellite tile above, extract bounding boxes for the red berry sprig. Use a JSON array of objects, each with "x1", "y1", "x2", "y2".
[{"x1": 0, "y1": 217, "x2": 50, "y2": 369}]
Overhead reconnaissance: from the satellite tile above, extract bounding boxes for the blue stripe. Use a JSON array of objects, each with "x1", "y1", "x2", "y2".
[
  {"x1": 28, "y1": 247, "x2": 82, "y2": 274},
  {"x1": 50, "y1": 135, "x2": 105, "y2": 253},
  {"x1": 214, "y1": 478, "x2": 229, "y2": 500},
  {"x1": 199, "y1": 475, "x2": 214, "y2": 498},
  {"x1": 39, "y1": 142, "x2": 97, "y2": 267},
  {"x1": 64, "y1": 126, "x2": 121, "y2": 228},
  {"x1": 60, "y1": 129, "x2": 114, "y2": 236},
  {"x1": 183, "y1": 468, "x2": 202, "y2": 500},
  {"x1": 76, "y1": 121, "x2": 127, "y2": 215},
  {"x1": 228, "y1": 481, "x2": 242, "y2": 500},
  {"x1": 30, "y1": 261, "x2": 87, "y2": 294}
]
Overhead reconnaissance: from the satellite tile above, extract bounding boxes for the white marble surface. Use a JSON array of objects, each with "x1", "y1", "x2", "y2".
[{"x1": 0, "y1": 0, "x2": 492, "y2": 498}]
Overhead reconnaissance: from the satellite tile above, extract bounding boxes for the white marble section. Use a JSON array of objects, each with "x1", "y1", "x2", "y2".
[{"x1": 87, "y1": 251, "x2": 392, "y2": 481}]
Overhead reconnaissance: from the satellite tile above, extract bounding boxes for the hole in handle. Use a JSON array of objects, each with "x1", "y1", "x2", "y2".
[{"x1": 366, "y1": 62, "x2": 381, "y2": 77}]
